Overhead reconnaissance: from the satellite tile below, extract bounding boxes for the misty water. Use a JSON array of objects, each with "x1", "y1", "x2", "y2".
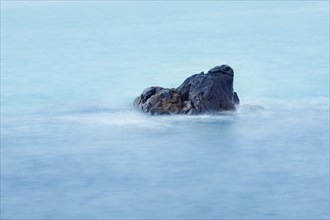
[{"x1": 1, "y1": 1, "x2": 329, "y2": 219}]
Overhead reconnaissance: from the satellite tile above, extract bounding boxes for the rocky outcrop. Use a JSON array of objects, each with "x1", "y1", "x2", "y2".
[{"x1": 133, "y1": 65, "x2": 239, "y2": 115}]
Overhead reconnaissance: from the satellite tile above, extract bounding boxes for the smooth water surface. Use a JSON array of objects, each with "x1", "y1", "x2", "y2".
[{"x1": 1, "y1": 1, "x2": 329, "y2": 219}]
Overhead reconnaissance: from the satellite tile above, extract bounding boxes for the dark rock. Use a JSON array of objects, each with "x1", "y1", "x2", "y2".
[
  {"x1": 134, "y1": 64, "x2": 239, "y2": 115},
  {"x1": 133, "y1": 86, "x2": 164, "y2": 108},
  {"x1": 181, "y1": 100, "x2": 194, "y2": 113},
  {"x1": 134, "y1": 87, "x2": 182, "y2": 115},
  {"x1": 233, "y1": 92, "x2": 240, "y2": 105},
  {"x1": 208, "y1": 64, "x2": 234, "y2": 76}
]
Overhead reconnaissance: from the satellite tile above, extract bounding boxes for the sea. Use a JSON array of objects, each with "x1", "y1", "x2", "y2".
[{"x1": 1, "y1": 1, "x2": 329, "y2": 219}]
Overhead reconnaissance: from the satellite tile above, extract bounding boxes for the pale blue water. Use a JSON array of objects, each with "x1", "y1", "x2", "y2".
[{"x1": 1, "y1": 1, "x2": 329, "y2": 219}]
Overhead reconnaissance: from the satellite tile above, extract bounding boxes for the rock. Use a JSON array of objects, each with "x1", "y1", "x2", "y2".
[
  {"x1": 134, "y1": 87, "x2": 182, "y2": 115},
  {"x1": 134, "y1": 64, "x2": 239, "y2": 115},
  {"x1": 208, "y1": 64, "x2": 234, "y2": 76},
  {"x1": 181, "y1": 100, "x2": 194, "y2": 113},
  {"x1": 133, "y1": 86, "x2": 164, "y2": 109}
]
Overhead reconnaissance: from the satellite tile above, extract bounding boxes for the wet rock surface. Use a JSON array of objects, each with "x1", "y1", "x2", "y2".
[{"x1": 133, "y1": 65, "x2": 240, "y2": 115}]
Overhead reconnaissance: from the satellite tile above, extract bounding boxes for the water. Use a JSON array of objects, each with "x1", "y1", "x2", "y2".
[{"x1": 1, "y1": 1, "x2": 329, "y2": 219}]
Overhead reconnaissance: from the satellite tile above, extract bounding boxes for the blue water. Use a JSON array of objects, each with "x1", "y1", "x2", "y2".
[{"x1": 1, "y1": 1, "x2": 329, "y2": 219}]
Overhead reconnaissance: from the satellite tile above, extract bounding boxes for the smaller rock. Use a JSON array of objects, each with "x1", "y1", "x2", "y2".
[
  {"x1": 133, "y1": 86, "x2": 163, "y2": 108},
  {"x1": 134, "y1": 87, "x2": 182, "y2": 115},
  {"x1": 233, "y1": 92, "x2": 240, "y2": 105}
]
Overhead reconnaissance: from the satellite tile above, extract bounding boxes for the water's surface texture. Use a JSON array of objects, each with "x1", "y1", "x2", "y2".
[{"x1": 1, "y1": 1, "x2": 329, "y2": 219}]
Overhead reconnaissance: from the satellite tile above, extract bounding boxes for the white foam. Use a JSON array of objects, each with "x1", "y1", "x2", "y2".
[
  {"x1": 54, "y1": 96, "x2": 329, "y2": 130},
  {"x1": 55, "y1": 108, "x2": 241, "y2": 130}
]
